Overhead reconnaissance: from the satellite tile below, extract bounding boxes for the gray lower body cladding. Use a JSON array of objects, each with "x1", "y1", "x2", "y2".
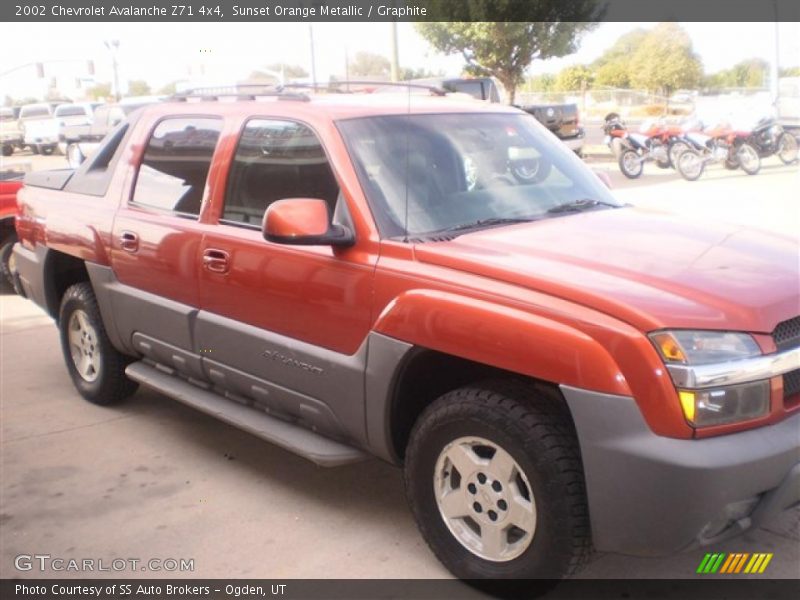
[{"x1": 562, "y1": 385, "x2": 800, "y2": 556}]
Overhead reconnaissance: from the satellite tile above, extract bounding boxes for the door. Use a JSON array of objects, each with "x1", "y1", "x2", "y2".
[
  {"x1": 195, "y1": 118, "x2": 376, "y2": 441},
  {"x1": 110, "y1": 116, "x2": 223, "y2": 375}
]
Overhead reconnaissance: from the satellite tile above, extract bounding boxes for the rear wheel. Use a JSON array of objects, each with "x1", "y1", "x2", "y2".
[
  {"x1": 668, "y1": 141, "x2": 689, "y2": 168},
  {"x1": 58, "y1": 282, "x2": 138, "y2": 405},
  {"x1": 39, "y1": 145, "x2": 55, "y2": 156},
  {"x1": 677, "y1": 149, "x2": 705, "y2": 181},
  {"x1": 0, "y1": 232, "x2": 18, "y2": 288},
  {"x1": 405, "y1": 380, "x2": 590, "y2": 580},
  {"x1": 737, "y1": 143, "x2": 760, "y2": 175},
  {"x1": 777, "y1": 132, "x2": 798, "y2": 165},
  {"x1": 618, "y1": 149, "x2": 643, "y2": 179},
  {"x1": 1, "y1": 144, "x2": 13, "y2": 157}
]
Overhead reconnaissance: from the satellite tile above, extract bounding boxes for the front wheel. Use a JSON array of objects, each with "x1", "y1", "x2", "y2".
[
  {"x1": 619, "y1": 149, "x2": 643, "y2": 179},
  {"x1": 677, "y1": 149, "x2": 705, "y2": 181},
  {"x1": 58, "y1": 282, "x2": 138, "y2": 405},
  {"x1": 39, "y1": 145, "x2": 55, "y2": 156},
  {"x1": 737, "y1": 143, "x2": 760, "y2": 175},
  {"x1": 777, "y1": 132, "x2": 798, "y2": 165},
  {"x1": 404, "y1": 381, "x2": 590, "y2": 579},
  {"x1": 668, "y1": 141, "x2": 689, "y2": 168},
  {"x1": 1, "y1": 144, "x2": 13, "y2": 157}
]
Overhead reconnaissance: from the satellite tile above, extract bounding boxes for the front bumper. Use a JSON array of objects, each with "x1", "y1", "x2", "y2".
[{"x1": 562, "y1": 385, "x2": 800, "y2": 556}]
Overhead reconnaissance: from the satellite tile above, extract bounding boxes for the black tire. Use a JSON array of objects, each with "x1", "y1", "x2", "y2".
[
  {"x1": 1, "y1": 144, "x2": 13, "y2": 157},
  {"x1": 39, "y1": 145, "x2": 55, "y2": 156},
  {"x1": 0, "y1": 232, "x2": 18, "y2": 289},
  {"x1": 777, "y1": 132, "x2": 798, "y2": 165},
  {"x1": 677, "y1": 149, "x2": 705, "y2": 181},
  {"x1": 618, "y1": 149, "x2": 643, "y2": 179},
  {"x1": 58, "y1": 282, "x2": 138, "y2": 405},
  {"x1": 668, "y1": 140, "x2": 689, "y2": 168},
  {"x1": 405, "y1": 380, "x2": 590, "y2": 580},
  {"x1": 737, "y1": 143, "x2": 760, "y2": 175}
]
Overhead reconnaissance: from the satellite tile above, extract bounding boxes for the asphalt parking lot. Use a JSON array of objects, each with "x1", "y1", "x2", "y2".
[{"x1": 1, "y1": 151, "x2": 798, "y2": 580}]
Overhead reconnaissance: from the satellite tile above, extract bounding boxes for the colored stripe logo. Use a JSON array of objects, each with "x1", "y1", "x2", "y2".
[{"x1": 696, "y1": 552, "x2": 773, "y2": 574}]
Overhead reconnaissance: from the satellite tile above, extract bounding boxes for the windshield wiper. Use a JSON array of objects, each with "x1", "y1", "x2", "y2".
[
  {"x1": 435, "y1": 217, "x2": 538, "y2": 235},
  {"x1": 546, "y1": 199, "x2": 618, "y2": 214}
]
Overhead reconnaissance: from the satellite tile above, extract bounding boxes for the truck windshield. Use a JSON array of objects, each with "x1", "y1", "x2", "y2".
[{"x1": 339, "y1": 113, "x2": 620, "y2": 240}]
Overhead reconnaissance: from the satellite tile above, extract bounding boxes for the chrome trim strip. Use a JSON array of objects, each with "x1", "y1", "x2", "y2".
[{"x1": 666, "y1": 346, "x2": 800, "y2": 389}]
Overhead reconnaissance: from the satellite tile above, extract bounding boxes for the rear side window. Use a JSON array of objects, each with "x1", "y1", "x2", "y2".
[
  {"x1": 131, "y1": 117, "x2": 222, "y2": 217},
  {"x1": 221, "y1": 119, "x2": 339, "y2": 227}
]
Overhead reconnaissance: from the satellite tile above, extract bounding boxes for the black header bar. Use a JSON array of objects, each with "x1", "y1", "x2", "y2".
[{"x1": 2, "y1": 0, "x2": 800, "y2": 22}]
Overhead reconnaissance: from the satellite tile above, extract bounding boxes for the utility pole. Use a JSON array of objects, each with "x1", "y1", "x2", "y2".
[
  {"x1": 390, "y1": 22, "x2": 400, "y2": 82},
  {"x1": 771, "y1": 3, "x2": 780, "y2": 106},
  {"x1": 104, "y1": 39, "x2": 121, "y2": 101},
  {"x1": 309, "y1": 25, "x2": 317, "y2": 85}
]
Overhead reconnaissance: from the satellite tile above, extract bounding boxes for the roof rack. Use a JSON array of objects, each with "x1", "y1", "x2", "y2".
[
  {"x1": 170, "y1": 84, "x2": 310, "y2": 102},
  {"x1": 169, "y1": 81, "x2": 447, "y2": 103}
]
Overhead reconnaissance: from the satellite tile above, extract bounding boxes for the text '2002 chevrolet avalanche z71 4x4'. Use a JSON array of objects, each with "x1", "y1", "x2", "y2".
[{"x1": 12, "y1": 85, "x2": 800, "y2": 580}]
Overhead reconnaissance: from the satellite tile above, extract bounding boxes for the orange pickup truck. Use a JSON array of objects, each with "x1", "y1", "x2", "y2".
[{"x1": 12, "y1": 86, "x2": 800, "y2": 579}]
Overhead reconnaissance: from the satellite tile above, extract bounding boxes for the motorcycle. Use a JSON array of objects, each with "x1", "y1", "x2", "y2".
[
  {"x1": 746, "y1": 117, "x2": 798, "y2": 165},
  {"x1": 603, "y1": 113, "x2": 689, "y2": 179},
  {"x1": 676, "y1": 122, "x2": 761, "y2": 181}
]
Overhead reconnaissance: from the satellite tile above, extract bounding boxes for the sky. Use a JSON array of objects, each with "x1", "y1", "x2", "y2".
[{"x1": 1, "y1": 21, "x2": 799, "y2": 98}]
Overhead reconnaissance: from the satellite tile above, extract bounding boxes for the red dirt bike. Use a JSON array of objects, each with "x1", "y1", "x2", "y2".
[
  {"x1": 603, "y1": 113, "x2": 690, "y2": 179},
  {"x1": 676, "y1": 122, "x2": 761, "y2": 181}
]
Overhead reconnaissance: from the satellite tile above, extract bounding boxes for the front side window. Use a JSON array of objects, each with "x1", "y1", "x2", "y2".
[
  {"x1": 222, "y1": 119, "x2": 339, "y2": 227},
  {"x1": 131, "y1": 117, "x2": 222, "y2": 216},
  {"x1": 339, "y1": 113, "x2": 620, "y2": 239}
]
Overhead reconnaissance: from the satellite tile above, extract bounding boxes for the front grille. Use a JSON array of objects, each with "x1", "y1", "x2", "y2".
[
  {"x1": 784, "y1": 368, "x2": 800, "y2": 400},
  {"x1": 773, "y1": 317, "x2": 800, "y2": 351}
]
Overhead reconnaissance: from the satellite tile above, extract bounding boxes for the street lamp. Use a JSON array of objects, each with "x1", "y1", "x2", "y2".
[{"x1": 104, "y1": 39, "x2": 121, "y2": 101}]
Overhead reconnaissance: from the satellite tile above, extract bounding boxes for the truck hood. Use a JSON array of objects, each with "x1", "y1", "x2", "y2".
[{"x1": 414, "y1": 207, "x2": 799, "y2": 334}]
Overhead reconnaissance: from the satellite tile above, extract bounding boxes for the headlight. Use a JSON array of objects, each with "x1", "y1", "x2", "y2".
[
  {"x1": 650, "y1": 330, "x2": 769, "y2": 427},
  {"x1": 649, "y1": 330, "x2": 760, "y2": 365},
  {"x1": 677, "y1": 381, "x2": 770, "y2": 427}
]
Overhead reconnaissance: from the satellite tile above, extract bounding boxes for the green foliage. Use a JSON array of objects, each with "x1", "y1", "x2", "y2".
[
  {"x1": 780, "y1": 66, "x2": 800, "y2": 77},
  {"x1": 349, "y1": 51, "x2": 391, "y2": 78},
  {"x1": 416, "y1": 6, "x2": 599, "y2": 104},
  {"x1": 627, "y1": 23, "x2": 702, "y2": 95},
  {"x1": 400, "y1": 67, "x2": 445, "y2": 81},
  {"x1": 594, "y1": 60, "x2": 631, "y2": 88},
  {"x1": 127, "y1": 79, "x2": 151, "y2": 97},
  {"x1": 705, "y1": 58, "x2": 769, "y2": 89},
  {"x1": 86, "y1": 82, "x2": 112, "y2": 100},
  {"x1": 157, "y1": 81, "x2": 179, "y2": 96},
  {"x1": 553, "y1": 65, "x2": 593, "y2": 91},
  {"x1": 526, "y1": 73, "x2": 556, "y2": 93},
  {"x1": 265, "y1": 63, "x2": 309, "y2": 79}
]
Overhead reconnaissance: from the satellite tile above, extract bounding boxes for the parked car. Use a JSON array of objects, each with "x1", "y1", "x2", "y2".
[
  {"x1": 411, "y1": 77, "x2": 586, "y2": 155},
  {"x1": 18, "y1": 101, "x2": 68, "y2": 155},
  {"x1": 56, "y1": 102, "x2": 102, "y2": 154},
  {"x1": 65, "y1": 99, "x2": 159, "y2": 167},
  {"x1": 0, "y1": 107, "x2": 24, "y2": 156},
  {"x1": 12, "y1": 88, "x2": 800, "y2": 581}
]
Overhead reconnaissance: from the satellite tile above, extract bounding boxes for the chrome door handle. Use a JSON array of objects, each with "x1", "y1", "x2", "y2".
[
  {"x1": 202, "y1": 248, "x2": 230, "y2": 274},
  {"x1": 120, "y1": 231, "x2": 139, "y2": 252}
]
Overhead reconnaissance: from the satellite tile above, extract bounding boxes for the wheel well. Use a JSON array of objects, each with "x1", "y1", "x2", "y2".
[
  {"x1": 389, "y1": 348, "x2": 563, "y2": 462},
  {"x1": 44, "y1": 251, "x2": 90, "y2": 320},
  {"x1": 0, "y1": 217, "x2": 15, "y2": 244}
]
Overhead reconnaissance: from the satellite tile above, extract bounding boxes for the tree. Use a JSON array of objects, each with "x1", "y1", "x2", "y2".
[
  {"x1": 158, "y1": 81, "x2": 179, "y2": 96},
  {"x1": 554, "y1": 65, "x2": 593, "y2": 92},
  {"x1": 628, "y1": 23, "x2": 702, "y2": 96},
  {"x1": 86, "y1": 82, "x2": 112, "y2": 101},
  {"x1": 594, "y1": 60, "x2": 631, "y2": 88},
  {"x1": 400, "y1": 66, "x2": 444, "y2": 81},
  {"x1": 265, "y1": 63, "x2": 308, "y2": 79},
  {"x1": 416, "y1": 2, "x2": 601, "y2": 104},
  {"x1": 349, "y1": 51, "x2": 391, "y2": 78},
  {"x1": 127, "y1": 79, "x2": 151, "y2": 97},
  {"x1": 780, "y1": 66, "x2": 800, "y2": 77},
  {"x1": 706, "y1": 59, "x2": 769, "y2": 90},
  {"x1": 590, "y1": 29, "x2": 648, "y2": 88},
  {"x1": 526, "y1": 73, "x2": 555, "y2": 93}
]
